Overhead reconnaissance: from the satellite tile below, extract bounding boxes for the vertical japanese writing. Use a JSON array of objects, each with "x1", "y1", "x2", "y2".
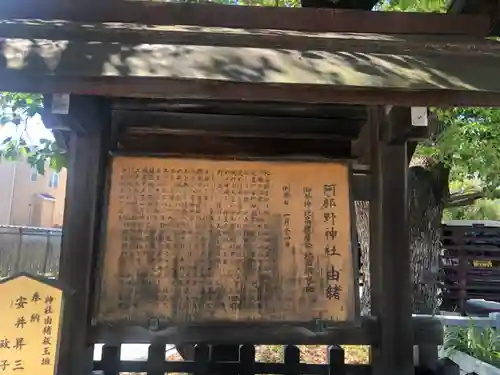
[
  {"x1": 116, "y1": 166, "x2": 140, "y2": 312},
  {"x1": 282, "y1": 184, "x2": 290, "y2": 206},
  {"x1": 321, "y1": 184, "x2": 342, "y2": 301},
  {"x1": 41, "y1": 296, "x2": 53, "y2": 366},
  {"x1": 0, "y1": 292, "x2": 38, "y2": 373},
  {"x1": 283, "y1": 214, "x2": 291, "y2": 250},
  {"x1": 0, "y1": 360, "x2": 24, "y2": 372},
  {"x1": 115, "y1": 162, "x2": 280, "y2": 318},
  {"x1": 282, "y1": 184, "x2": 291, "y2": 251},
  {"x1": 303, "y1": 187, "x2": 314, "y2": 293},
  {"x1": 12, "y1": 294, "x2": 27, "y2": 371}
]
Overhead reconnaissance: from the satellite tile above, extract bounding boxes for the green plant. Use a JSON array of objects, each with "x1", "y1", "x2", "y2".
[
  {"x1": 443, "y1": 321, "x2": 500, "y2": 368},
  {"x1": 0, "y1": 92, "x2": 66, "y2": 174}
]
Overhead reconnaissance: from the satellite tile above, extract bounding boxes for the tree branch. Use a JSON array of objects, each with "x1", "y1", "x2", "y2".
[{"x1": 446, "y1": 189, "x2": 500, "y2": 208}]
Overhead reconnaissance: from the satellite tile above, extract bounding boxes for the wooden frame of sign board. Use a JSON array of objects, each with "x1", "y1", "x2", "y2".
[
  {"x1": 46, "y1": 100, "x2": 443, "y2": 374},
  {"x1": 91, "y1": 151, "x2": 361, "y2": 335}
]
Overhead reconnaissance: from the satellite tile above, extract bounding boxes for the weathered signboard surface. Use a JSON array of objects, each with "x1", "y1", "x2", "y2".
[
  {"x1": 0, "y1": 274, "x2": 63, "y2": 375},
  {"x1": 97, "y1": 156, "x2": 355, "y2": 324}
]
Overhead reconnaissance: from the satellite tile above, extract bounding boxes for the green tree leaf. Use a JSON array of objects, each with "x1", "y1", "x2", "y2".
[{"x1": 0, "y1": 92, "x2": 66, "y2": 174}]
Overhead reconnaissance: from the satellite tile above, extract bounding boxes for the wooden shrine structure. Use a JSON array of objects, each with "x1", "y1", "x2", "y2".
[{"x1": 1, "y1": 0, "x2": 500, "y2": 374}]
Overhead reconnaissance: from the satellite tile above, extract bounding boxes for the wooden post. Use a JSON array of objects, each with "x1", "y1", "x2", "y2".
[
  {"x1": 369, "y1": 106, "x2": 414, "y2": 375},
  {"x1": 55, "y1": 96, "x2": 111, "y2": 375},
  {"x1": 418, "y1": 345, "x2": 439, "y2": 369}
]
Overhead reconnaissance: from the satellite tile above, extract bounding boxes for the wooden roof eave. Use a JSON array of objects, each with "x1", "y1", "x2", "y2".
[
  {"x1": 0, "y1": 0, "x2": 490, "y2": 35},
  {"x1": 2, "y1": 21, "x2": 500, "y2": 106}
]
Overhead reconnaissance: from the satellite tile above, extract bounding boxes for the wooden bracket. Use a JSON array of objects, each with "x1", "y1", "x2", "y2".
[
  {"x1": 42, "y1": 95, "x2": 108, "y2": 135},
  {"x1": 382, "y1": 106, "x2": 429, "y2": 145},
  {"x1": 353, "y1": 106, "x2": 429, "y2": 166}
]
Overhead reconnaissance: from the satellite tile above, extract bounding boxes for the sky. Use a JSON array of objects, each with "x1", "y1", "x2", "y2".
[{"x1": 0, "y1": 115, "x2": 54, "y2": 145}]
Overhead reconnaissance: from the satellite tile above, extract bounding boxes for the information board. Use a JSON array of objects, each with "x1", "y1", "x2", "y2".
[
  {"x1": 97, "y1": 156, "x2": 355, "y2": 324},
  {"x1": 0, "y1": 275, "x2": 63, "y2": 375}
]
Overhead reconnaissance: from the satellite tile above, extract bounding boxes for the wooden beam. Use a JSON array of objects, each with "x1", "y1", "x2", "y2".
[
  {"x1": 4, "y1": 73, "x2": 500, "y2": 108},
  {"x1": 2, "y1": 34, "x2": 500, "y2": 96},
  {"x1": 89, "y1": 315, "x2": 442, "y2": 345},
  {"x1": 112, "y1": 99, "x2": 367, "y2": 120},
  {"x1": 369, "y1": 106, "x2": 413, "y2": 375},
  {"x1": 113, "y1": 110, "x2": 362, "y2": 140},
  {"x1": 1, "y1": 24, "x2": 500, "y2": 106},
  {"x1": 116, "y1": 133, "x2": 353, "y2": 160},
  {"x1": 368, "y1": 106, "x2": 383, "y2": 327},
  {"x1": 0, "y1": 20, "x2": 492, "y2": 50},
  {"x1": 354, "y1": 106, "x2": 430, "y2": 166},
  {"x1": 57, "y1": 97, "x2": 111, "y2": 375},
  {"x1": 383, "y1": 106, "x2": 429, "y2": 145},
  {"x1": 91, "y1": 360, "x2": 371, "y2": 375},
  {"x1": 43, "y1": 95, "x2": 105, "y2": 134},
  {"x1": 0, "y1": 0, "x2": 490, "y2": 36}
]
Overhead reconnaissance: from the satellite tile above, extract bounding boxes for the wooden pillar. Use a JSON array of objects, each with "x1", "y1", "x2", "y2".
[
  {"x1": 369, "y1": 106, "x2": 414, "y2": 375},
  {"x1": 54, "y1": 96, "x2": 111, "y2": 375}
]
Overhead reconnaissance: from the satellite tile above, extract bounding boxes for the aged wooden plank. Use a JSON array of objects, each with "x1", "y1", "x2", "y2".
[
  {"x1": 125, "y1": 129, "x2": 353, "y2": 141},
  {"x1": 113, "y1": 110, "x2": 363, "y2": 140},
  {"x1": 116, "y1": 134, "x2": 354, "y2": 159},
  {"x1": 93, "y1": 359, "x2": 371, "y2": 375},
  {"x1": 111, "y1": 99, "x2": 368, "y2": 120},
  {"x1": 0, "y1": 0, "x2": 490, "y2": 35},
  {"x1": 56, "y1": 97, "x2": 111, "y2": 375},
  {"x1": 369, "y1": 106, "x2": 413, "y2": 375},
  {"x1": 97, "y1": 156, "x2": 356, "y2": 325},
  {"x1": 368, "y1": 106, "x2": 383, "y2": 338},
  {"x1": 1, "y1": 34, "x2": 500, "y2": 105},
  {"x1": 0, "y1": 20, "x2": 495, "y2": 52},
  {"x1": 4, "y1": 73, "x2": 500, "y2": 107},
  {"x1": 379, "y1": 136, "x2": 413, "y2": 375},
  {"x1": 89, "y1": 315, "x2": 443, "y2": 345},
  {"x1": 2, "y1": 37, "x2": 500, "y2": 91}
]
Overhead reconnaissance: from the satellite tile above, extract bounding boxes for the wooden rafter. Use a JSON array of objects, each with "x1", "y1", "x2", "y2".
[
  {"x1": 0, "y1": 0, "x2": 492, "y2": 36},
  {"x1": 112, "y1": 110, "x2": 363, "y2": 140},
  {"x1": 2, "y1": 22, "x2": 500, "y2": 106}
]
